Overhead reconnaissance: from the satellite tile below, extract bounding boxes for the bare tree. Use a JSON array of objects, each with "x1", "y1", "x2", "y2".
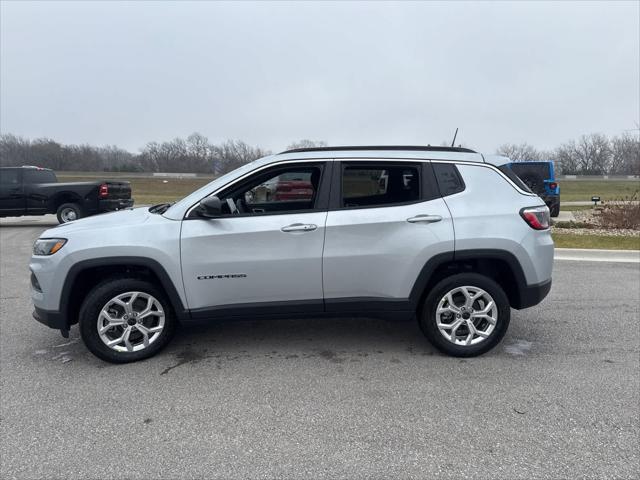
[
  {"x1": 496, "y1": 143, "x2": 543, "y2": 162},
  {"x1": 573, "y1": 133, "x2": 611, "y2": 175},
  {"x1": 610, "y1": 133, "x2": 640, "y2": 175},
  {"x1": 213, "y1": 140, "x2": 269, "y2": 174},
  {"x1": 286, "y1": 139, "x2": 328, "y2": 150}
]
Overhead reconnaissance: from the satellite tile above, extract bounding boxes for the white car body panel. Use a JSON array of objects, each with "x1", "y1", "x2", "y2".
[
  {"x1": 323, "y1": 197, "x2": 454, "y2": 300},
  {"x1": 180, "y1": 211, "x2": 328, "y2": 310},
  {"x1": 30, "y1": 207, "x2": 185, "y2": 311},
  {"x1": 440, "y1": 162, "x2": 553, "y2": 285}
]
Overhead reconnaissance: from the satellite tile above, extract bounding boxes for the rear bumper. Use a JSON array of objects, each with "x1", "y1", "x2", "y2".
[
  {"x1": 99, "y1": 198, "x2": 134, "y2": 212},
  {"x1": 33, "y1": 307, "x2": 69, "y2": 336},
  {"x1": 514, "y1": 279, "x2": 552, "y2": 309}
]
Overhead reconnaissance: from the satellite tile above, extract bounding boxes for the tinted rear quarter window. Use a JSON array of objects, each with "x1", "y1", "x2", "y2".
[
  {"x1": 23, "y1": 169, "x2": 57, "y2": 184},
  {"x1": 498, "y1": 165, "x2": 533, "y2": 193},
  {"x1": 433, "y1": 163, "x2": 465, "y2": 196}
]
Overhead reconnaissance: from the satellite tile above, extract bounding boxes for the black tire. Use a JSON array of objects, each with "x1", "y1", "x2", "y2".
[
  {"x1": 56, "y1": 202, "x2": 83, "y2": 224},
  {"x1": 550, "y1": 204, "x2": 560, "y2": 217},
  {"x1": 419, "y1": 273, "x2": 511, "y2": 357},
  {"x1": 79, "y1": 277, "x2": 176, "y2": 363}
]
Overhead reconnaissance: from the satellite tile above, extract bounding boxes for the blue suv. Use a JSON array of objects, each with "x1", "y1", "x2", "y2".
[{"x1": 507, "y1": 161, "x2": 560, "y2": 217}]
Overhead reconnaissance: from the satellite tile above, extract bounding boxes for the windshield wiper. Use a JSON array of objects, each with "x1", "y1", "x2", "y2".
[{"x1": 149, "y1": 203, "x2": 172, "y2": 214}]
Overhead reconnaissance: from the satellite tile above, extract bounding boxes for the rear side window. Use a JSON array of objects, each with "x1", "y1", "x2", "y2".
[
  {"x1": 499, "y1": 165, "x2": 533, "y2": 193},
  {"x1": 508, "y1": 163, "x2": 551, "y2": 180},
  {"x1": 433, "y1": 163, "x2": 465, "y2": 196},
  {"x1": 23, "y1": 169, "x2": 57, "y2": 184},
  {"x1": 342, "y1": 164, "x2": 420, "y2": 208},
  {"x1": 0, "y1": 169, "x2": 20, "y2": 185}
]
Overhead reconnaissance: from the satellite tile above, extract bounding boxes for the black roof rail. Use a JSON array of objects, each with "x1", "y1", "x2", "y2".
[{"x1": 280, "y1": 145, "x2": 477, "y2": 154}]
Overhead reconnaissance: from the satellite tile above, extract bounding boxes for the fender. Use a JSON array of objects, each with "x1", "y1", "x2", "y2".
[{"x1": 59, "y1": 256, "x2": 189, "y2": 323}]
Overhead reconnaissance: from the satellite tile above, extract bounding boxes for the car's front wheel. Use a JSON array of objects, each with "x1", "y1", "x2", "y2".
[
  {"x1": 79, "y1": 278, "x2": 176, "y2": 363},
  {"x1": 419, "y1": 273, "x2": 510, "y2": 357}
]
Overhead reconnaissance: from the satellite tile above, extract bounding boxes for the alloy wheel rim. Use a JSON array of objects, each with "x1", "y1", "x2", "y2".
[
  {"x1": 61, "y1": 208, "x2": 77, "y2": 222},
  {"x1": 97, "y1": 291, "x2": 165, "y2": 353},
  {"x1": 435, "y1": 286, "x2": 497, "y2": 346}
]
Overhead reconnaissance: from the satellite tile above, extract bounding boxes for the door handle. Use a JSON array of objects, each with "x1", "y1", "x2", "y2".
[
  {"x1": 281, "y1": 223, "x2": 317, "y2": 233},
  {"x1": 407, "y1": 214, "x2": 443, "y2": 224}
]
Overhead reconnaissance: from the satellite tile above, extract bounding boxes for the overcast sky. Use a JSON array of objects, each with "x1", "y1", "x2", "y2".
[{"x1": 1, "y1": 1, "x2": 638, "y2": 154}]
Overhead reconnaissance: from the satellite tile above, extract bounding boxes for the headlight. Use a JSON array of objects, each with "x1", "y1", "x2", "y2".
[{"x1": 33, "y1": 238, "x2": 67, "y2": 256}]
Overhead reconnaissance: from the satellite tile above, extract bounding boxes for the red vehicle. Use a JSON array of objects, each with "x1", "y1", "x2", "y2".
[{"x1": 266, "y1": 172, "x2": 315, "y2": 201}]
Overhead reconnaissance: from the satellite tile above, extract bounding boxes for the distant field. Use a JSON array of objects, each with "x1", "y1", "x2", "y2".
[
  {"x1": 560, "y1": 180, "x2": 639, "y2": 202},
  {"x1": 57, "y1": 174, "x2": 212, "y2": 205}
]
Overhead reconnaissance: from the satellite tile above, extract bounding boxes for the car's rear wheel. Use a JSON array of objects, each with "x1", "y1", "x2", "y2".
[
  {"x1": 550, "y1": 204, "x2": 560, "y2": 217},
  {"x1": 419, "y1": 273, "x2": 510, "y2": 357},
  {"x1": 56, "y1": 203, "x2": 83, "y2": 223},
  {"x1": 79, "y1": 278, "x2": 176, "y2": 363}
]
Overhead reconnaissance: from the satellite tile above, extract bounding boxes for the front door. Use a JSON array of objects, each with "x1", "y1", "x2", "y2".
[
  {"x1": 0, "y1": 168, "x2": 24, "y2": 214},
  {"x1": 180, "y1": 161, "x2": 330, "y2": 318}
]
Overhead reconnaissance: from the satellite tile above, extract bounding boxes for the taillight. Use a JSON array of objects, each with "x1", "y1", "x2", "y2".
[
  {"x1": 549, "y1": 182, "x2": 558, "y2": 190},
  {"x1": 520, "y1": 206, "x2": 550, "y2": 230},
  {"x1": 99, "y1": 183, "x2": 109, "y2": 198}
]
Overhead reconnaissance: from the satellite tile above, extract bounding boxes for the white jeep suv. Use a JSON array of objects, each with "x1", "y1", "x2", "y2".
[{"x1": 30, "y1": 146, "x2": 553, "y2": 363}]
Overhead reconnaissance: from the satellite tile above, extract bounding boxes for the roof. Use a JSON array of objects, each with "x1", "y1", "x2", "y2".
[{"x1": 281, "y1": 145, "x2": 476, "y2": 154}]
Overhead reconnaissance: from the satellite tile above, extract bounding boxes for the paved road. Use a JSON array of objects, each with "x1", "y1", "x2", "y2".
[{"x1": 1, "y1": 223, "x2": 638, "y2": 480}]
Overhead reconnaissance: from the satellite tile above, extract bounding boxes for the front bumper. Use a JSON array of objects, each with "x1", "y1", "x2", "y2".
[
  {"x1": 99, "y1": 198, "x2": 134, "y2": 212},
  {"x1": 33, "y1": 307, "x2": 69, "y2": 337}
]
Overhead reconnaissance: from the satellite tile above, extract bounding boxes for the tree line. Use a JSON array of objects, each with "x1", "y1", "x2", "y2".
[
  {"x1": 0, "y1": 131, "x2": 637, "y2": 175},
  {"x1": 497, "y1": 132, "x2": 639, "y2": 175}
]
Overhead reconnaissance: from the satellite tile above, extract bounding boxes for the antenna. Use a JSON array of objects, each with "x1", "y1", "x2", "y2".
[{"x1": 450, "y1": 128, "x2": 459, "y2": 147}]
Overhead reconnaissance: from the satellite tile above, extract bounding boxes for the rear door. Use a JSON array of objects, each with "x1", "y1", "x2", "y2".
[
  {"x1": 23, "y1": 168, "x2": 58, "y2": 213},
  {"x1": 0, "y1": 168, "x2": 25, "y2": 214},
  {"x1": 322, "y1": 160, "x2": 454, "y2": 312}
]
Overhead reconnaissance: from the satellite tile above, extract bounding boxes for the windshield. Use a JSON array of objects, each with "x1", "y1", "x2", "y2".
[{"x1": 162, "y1": 156, "x2": 275, "y2": 220}]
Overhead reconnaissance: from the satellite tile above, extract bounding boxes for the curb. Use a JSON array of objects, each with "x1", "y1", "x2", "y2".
[{"x1": 555, "y1": 248, "x2": 640, "y2": 263}]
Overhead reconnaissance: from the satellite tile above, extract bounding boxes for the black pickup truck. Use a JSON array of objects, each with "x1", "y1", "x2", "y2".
[{"x1": 0, "y1": 166, "x2": 134, "y2": 223}]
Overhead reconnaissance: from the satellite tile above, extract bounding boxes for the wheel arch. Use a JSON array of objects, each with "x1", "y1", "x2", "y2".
[
  {"x1": 410, "y1": 249, "x2": 532, "y2": 312},
  {"x1": 50, "y1": 191, "x2": 84, "y2": 212},
  {"x1": 60, "y1": 257, "x2": 189, "y2": 328}
]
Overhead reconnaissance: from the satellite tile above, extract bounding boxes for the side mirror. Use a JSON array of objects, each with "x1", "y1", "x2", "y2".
[{"x1": 197, "y1": 196, "x2": 222, "y2": 218}]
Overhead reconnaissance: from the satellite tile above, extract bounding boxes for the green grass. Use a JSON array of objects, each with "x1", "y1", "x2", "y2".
[
  {"x1": 552, "y1": 233, "x2": 640, "y2": 250},
  {"x1": 58, "y1": 174, "x2": 212, "y2": 205},
  {"x1": 560, "y1": 180, "x2": 639, "y2": 202},
  {"x1": 559, "y1": 204, "x2": 595, "y2": 212}
]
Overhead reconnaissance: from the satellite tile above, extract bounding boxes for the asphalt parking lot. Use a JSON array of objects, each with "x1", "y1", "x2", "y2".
[{"x1": 1, "y1": 218, "x2": 638, "y2": 479}]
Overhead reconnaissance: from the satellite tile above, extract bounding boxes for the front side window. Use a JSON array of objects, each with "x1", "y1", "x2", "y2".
[
  {"x1": 0, "y1": 169, "x2": 19, "y2": 185},
  {"x1": 342, "y1": 164, "x2": 420, "y2": 208},
  {"x1": 219, "y1": 165, "x2": 323, "y2": 215}
]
